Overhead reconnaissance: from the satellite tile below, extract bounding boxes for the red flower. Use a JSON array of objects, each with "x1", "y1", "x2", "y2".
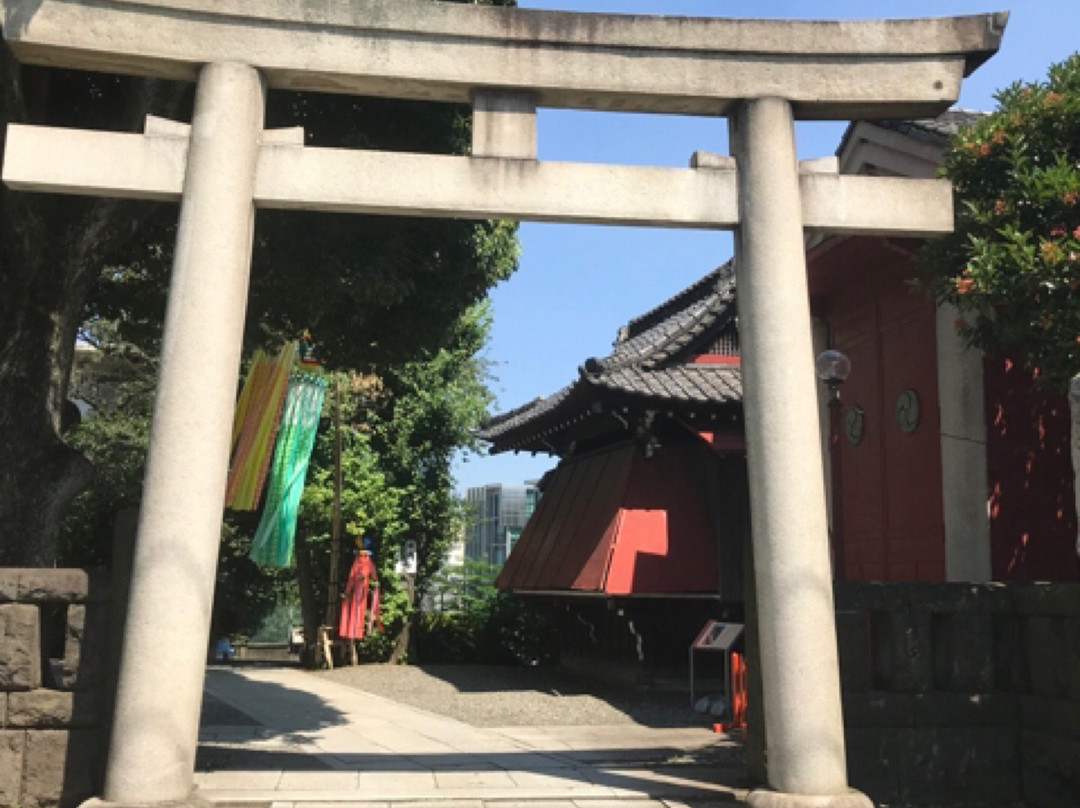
[{"x1": 1051, "y1": 225, "x2": 1067, "y2": 237}]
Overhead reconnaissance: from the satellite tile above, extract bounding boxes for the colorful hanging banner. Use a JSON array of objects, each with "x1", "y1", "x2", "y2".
[
  {"x1": 226, "y1": 341, "x2": 297, "y2": 510},
  {"x1": 249, "y1": 372, "x2": 327, "y2": 567}
]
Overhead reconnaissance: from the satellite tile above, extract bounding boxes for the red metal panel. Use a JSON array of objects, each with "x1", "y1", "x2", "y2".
[
  {"x1": 497, "y1": 440, "x2": 721, "y2": 594},
  {"x1": 606, "y1": 443, "x2": 720, "y2": 594},
  {"x1": 561, "y1": 445, "x2": 633, "y2": 589},
  {"x1": 521, "y1": 456, "x2": 597, "y2": 590},
  {"x1": 495, "y1": 454, "x2": 575, "y2": 589}
]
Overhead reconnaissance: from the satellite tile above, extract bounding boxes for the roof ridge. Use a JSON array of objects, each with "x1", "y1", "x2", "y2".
[
  {"x1": 479, "y1": 395, "x2": 547, "y2": 429},
  {"x1": 622, "y1": 259, "x2": 734, "y2": 340},
  {"x1": 639, "y1": 292, "x2": 734, "y2": 370}
]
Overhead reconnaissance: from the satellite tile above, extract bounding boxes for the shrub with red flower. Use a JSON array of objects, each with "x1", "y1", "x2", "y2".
[{"x1": 920, "y1": 53, "x2": 1080, "y2": 392}]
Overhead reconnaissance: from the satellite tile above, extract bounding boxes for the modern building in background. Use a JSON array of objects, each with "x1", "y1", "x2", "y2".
[{"x1": 464, "y1": 482, "x2": 540, "y2": 566}]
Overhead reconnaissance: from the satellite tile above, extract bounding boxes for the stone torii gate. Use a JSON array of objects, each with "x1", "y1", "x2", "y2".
[{"x1": 2, "y1": 2, "x2": 1004, "y2": 806}]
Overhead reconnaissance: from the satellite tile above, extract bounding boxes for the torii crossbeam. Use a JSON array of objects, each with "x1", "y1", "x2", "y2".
[{"x1": 2, "y1": 2, "x2": 1005, "y2": 807}]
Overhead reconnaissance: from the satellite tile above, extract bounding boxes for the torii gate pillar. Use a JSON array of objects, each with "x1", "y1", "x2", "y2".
[
  {"x1": 1, "y1": 3, "x2": 1006, "y2": 807},
  {"x1": 99, "y1": 62, "x2": 266, "y2": 805},
  {"x1": 732, "y1": 98, "x2": 855, "y2": 804}
]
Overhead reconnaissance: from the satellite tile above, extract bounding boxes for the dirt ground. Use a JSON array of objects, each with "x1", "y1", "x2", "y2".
[{"x1": 317, "y1": 663, "x2": 714, "y2": 729}]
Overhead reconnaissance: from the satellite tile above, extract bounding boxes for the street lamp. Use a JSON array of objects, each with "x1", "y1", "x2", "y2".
[
  {"x1": 815, "y1": 348, "x2": 851, "y2": 580},
  {"x1": 815, "y1": 348, "x2": 851, "y2": 403}
]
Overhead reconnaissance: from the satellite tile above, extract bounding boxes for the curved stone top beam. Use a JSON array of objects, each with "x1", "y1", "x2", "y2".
[{"x1": 3, "y1": 0, "x2": 1007, "y2": 119}]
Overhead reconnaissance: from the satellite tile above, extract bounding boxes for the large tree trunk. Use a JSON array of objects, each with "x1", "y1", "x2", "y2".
[{"x1": 0, "y1": 52, "x2": 183, "y2": 565}]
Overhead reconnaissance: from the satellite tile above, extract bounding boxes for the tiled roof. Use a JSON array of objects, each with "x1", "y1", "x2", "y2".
[
  {"x1": 478, "y1": 262, "x2": 740, "y2": 451},
  {"x1": 591, "y1": 364, "x2": 741, "y2": 405},
  {"x1": 872, "y1": 108, "x2": 987, "y2": 144}
]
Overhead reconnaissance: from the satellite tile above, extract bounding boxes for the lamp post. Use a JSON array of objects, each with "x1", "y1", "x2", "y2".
[{"x1": 815, "y1": 349, "x2": 851, "y2": 580}]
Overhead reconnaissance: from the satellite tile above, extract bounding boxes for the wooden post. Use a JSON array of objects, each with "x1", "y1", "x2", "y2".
[{"x1": 325, "y1": 376, "x2": 344, "y2": 627}]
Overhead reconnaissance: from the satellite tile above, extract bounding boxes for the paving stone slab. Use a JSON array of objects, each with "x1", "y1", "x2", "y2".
[
  {"x1": 505, "y1": 769, "x2": 606, "y2": 791},
  {"x1": 357, "y1": 771, "x2": 439, "y2": 793},
  {"x1": 195, "y1": 770, "x2": 285, "y2": 790},
  {"x1": 433, "y1": 770, "x2": 518, "y2": 790},
  {"x1": 278, "y1": 771, "x2": 361, "y2": 791}
]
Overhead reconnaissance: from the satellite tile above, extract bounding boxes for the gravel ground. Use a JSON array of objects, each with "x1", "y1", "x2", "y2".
[{"x1": 317, "y1": 664, "x2": 711, "y2": 729}]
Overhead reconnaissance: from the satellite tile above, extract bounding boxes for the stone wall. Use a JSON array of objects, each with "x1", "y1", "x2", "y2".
[
  {"x1": 0, "y1": 568, "x2": 111, "y2": 808},
  {"x1": 835, "y1": 581, "x2": 1080, "y2": 807}
]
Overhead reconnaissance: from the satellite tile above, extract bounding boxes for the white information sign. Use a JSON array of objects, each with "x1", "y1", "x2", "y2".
[{"x1": 693, "y1": 620, "x2": 744, "y2": 652}]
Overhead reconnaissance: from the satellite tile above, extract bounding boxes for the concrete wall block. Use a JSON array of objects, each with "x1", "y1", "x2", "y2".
[
  {"x1": 1025, "y1": 616, "x2": 1069, "y2": 698},
  {"x1": 0, "y1": 603, "x2": 41, "y2": 690},
  {"x1": 1014, "y1": 583, "x2": 1080, "y2": 617},
  {"x1": 992, "y1": 613, "x2": 1028, "y2": 692},
  {"x1": 912, "y1": 692, "x2": 1017, "y2": 728},
  {"x1": 1019, "y1": 696, "x2": 1080, "y2": 742},
  {"x1": 871, "y1": 601, "x2": 932, "y2": 693},
  {"x1": 834, "y1": 580, "x2": 905, "y2": 612},
  {"x1": 847, "y1": 727, "x2": 1020, "y2": 807},
  {"x1": 906, "y1": 727, "x2": 1021, "y2": 806},
  {"x1": 915, "y1": 582, "x2": 993, "y2": 612},
  {"x1": 1066, "y1": 618, "x2": 1080, "y2": 701},
  {"x1": 0, "y1": 730, "x2": 26, "y2": 806},
  {"x1": 21, "y1": 729, "x2": 67, "y2": 806},
  {"x1": 932, "y1": 610, "x2": 994, "y2": 692},
  {"x1": 845, "y1": 727, "x2": 906, "y2": 804},
  {"x1": 20, "y1": 729, "x2": 99, "y2": 807},
  {"x1": 7, "y1": 689, "x2": 95, "y2": 729},
  {"x1": 1020, "y1": 729, "x2": 1080, "y2": 808},
  {"x1": 0, "y1": 568, "x2": 19, "y2": 602},
  {"x1": 835, "y1": 609, "x2": 872, "y2": 692},
  {"x1": 17, "y1": 569, "x2": 91, "y2": 603},
  {"x1": 842, "y1": 692, "x2": 914, "y2": 728}
]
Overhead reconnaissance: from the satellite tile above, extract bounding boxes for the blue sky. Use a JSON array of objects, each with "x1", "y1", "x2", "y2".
[{"x1": 454, "y1": 0, "x2": 1077, "y2": 493}]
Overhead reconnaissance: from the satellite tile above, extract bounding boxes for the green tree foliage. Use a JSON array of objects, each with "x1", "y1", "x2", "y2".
[
  {"x1": 418, "y1": 559, "x2": 559, "y2": 666},
  {"x1": 344, "y1": 303, "x2": 498, "y2": 660},
  {"x1": 0, "y1": 60, "x2": 184, "y2": 564},
  {"x1": 920, "y1": 53, "x2": 1080, "y2": 391},
  {"x1": 2, "y1": 0, "x2": 517, "y2": 566}
]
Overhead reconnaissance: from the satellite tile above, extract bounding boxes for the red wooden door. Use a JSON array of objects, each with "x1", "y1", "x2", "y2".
[{"x1": 827, "y1": 253, "x2": 946, "y2": 581}]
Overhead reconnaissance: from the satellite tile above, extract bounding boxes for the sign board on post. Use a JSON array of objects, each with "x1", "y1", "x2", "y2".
[
  {"x1": 693, "y1": 620, "x2": 744, "y2": 651},
  {"x1": 689, "y1": 620, "x2": 744, "y2": 715}
]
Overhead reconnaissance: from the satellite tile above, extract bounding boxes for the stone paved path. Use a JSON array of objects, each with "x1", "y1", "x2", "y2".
[{"x1": 196, "y1": 665, "x2": 748, "y2": 806}]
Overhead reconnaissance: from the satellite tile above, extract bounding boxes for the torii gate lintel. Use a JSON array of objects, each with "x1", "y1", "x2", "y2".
[{"x1": 2, "y1": 3, "x2": 1005, "y2": 807}]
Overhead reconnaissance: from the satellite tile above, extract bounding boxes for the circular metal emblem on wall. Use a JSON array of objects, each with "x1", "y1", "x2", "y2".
[
  {"x1": 895, "y1": 389, "x2": 920, "y2": 433},
  {"x1": 844, "y1": 406, "x2": 865, "y2": 446}
]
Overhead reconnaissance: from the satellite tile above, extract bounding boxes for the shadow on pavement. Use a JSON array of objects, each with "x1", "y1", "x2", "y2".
[
  {"x1": 201, "y1": 671, "x2": 346, "y2": 730},
  {"x1": 196, "y1": 665, "x2": 749, "y2": 800}
]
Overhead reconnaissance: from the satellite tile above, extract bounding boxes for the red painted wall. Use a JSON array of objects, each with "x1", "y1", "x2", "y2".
[{"x1": 984, "y1": 356, "x2": 1080, "y2": 582}]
